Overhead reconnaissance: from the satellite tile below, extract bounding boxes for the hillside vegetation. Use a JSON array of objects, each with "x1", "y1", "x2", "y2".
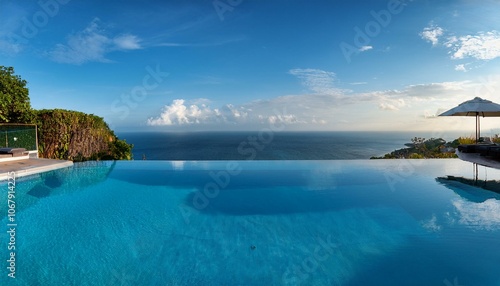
[
  {"x1": 1, "y1": 66, "x2": 132, "y2": 161},
  {"x1": 370, "y1": 136, "x2": 481, "y2": 159},
  {"x1": 36, "y1": 109, "x2": 132, "y2": 161}
]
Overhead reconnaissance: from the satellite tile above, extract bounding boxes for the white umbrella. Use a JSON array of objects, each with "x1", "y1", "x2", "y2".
[{"x1": 439, "y1": 97, "x2": 500, "y2": 143}]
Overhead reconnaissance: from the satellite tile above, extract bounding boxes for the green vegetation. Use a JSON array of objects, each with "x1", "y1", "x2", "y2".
[
  {"x1": 0, "y1": 66, "x2": 132, "y2": 161},
  {"x1": 371, "y1": 135, "x2": 500, "y2": 159},
  {"x1": 0, "y1": 66, "x2": 34, "y2": 123},
  {"x1": 371, "y1": 137, "x2": 458, "y2": 159},
  {"x1": 457, "y1": 136, "x2": 475, "y2": 145}
]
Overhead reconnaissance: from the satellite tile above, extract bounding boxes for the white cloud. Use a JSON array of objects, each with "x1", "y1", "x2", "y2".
[
  {"x1": 404, "y1": 81, "x2": 472, "y2": 97},
  {"x1": 113, "y1": 34, "x2": 142, "y2": 50},
  {"x1": 422, "y1": 110, "x2": 438, "y2": 119},
  {"x1": 379, "y1": 102, "x2": 401, "y2": 111},
  {"x1": 49, "y1": 18, "x2": 142, "y2": 64},
  {"x1": 147, "y1": 99, "x2": 256, "y2": 126},
  {"x1": 357, "y1": 80, "x2": 475, "y2": 113},
  {"x1": 311, "y1": 117, "x2": 328, "y2": 124},
  {"x1": 146, "y1": 69, "x2": 490, "y2": 130},
  {"x1": 421, "y1": 27, "x2": 500, "y2": 62},
  {"x1": 359, "y1": 45, "x2": 373, "y2": 52},
  {"x1": 266, "y1": 114, "x2": 302, "y2": 125},
  {"x1": 147, "y1": 99, "x2": 219, "y2": 125},
  {"x1": 147, "y1": 97, "x2": 307, "y2": 127},
  {"x1": 455, "y1": 64, "x2": 467, "y2": 72},
  {"x1": 445, "y1": 30, "x2": 500, "y2": 60},
  {"x1": 420, "y1": 25, "x2": 444, "y2": 46}
]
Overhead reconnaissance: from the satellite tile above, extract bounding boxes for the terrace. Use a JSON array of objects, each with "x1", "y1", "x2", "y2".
[{"x1": 0, "y1": 124, "x2": 72, "y2": 180}]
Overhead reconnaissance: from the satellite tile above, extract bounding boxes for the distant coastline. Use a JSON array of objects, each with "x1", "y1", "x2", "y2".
[{"x1": 370, "y1": 137, "x2": 459, "y2": 159}]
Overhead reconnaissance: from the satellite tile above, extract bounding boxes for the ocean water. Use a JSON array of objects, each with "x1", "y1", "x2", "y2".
[
  {"x1": 1, "y1": 159, "x2": 499, "y2": 285},
  {"x1": 119, "y1": 131, "x2": 465, "y2": 160}
]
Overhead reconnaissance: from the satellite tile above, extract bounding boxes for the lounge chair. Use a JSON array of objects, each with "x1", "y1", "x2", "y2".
[{"x1": 0, "y1": 147, "x2": 29, "y2": 157}]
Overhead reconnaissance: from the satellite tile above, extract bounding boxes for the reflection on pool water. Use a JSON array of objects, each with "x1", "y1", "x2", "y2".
[{"x1": 1, "y1": 159, "x2": 500, "y2": 285}]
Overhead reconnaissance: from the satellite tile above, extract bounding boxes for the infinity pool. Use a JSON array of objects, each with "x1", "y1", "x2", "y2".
[{"x1": 1, "y1": 159, "x2": 500, "y2": 285}]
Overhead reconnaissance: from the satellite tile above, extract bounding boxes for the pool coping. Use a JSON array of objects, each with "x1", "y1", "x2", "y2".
[{"x1": 0, "y1": 158, "x2": 73, "y2": 181}]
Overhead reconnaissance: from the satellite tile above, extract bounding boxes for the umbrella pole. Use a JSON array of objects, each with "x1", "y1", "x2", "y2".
[
  {"x1": 475, "y1": 113, "x2": 479, "y2": 143},
  {"x1": 477, "y1": 116, "x2": 481, "y2": 139}
]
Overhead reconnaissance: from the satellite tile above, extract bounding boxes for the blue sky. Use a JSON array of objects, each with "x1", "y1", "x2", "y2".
[{"x1": 1, "y1": 0, "x2": 500, "y2": 133}]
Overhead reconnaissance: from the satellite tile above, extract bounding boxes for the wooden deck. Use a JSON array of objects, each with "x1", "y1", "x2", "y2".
[{"x1": 0, "y1": 158, "x2": 73, "y2": 181}]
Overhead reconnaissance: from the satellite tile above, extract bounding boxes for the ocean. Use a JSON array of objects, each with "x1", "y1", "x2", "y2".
[{"x1": 118, "y1": 131, "x2": 466, "y2": 160}]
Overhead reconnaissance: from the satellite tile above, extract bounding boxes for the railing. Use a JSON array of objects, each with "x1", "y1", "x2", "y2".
[{"x1": 0, "y1": 124, "x2": 38, "y2": 157}]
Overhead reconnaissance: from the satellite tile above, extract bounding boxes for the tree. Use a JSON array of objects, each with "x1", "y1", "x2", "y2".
[{"x1": 0, "y1": 66, "x2": 33, "y2": 123}]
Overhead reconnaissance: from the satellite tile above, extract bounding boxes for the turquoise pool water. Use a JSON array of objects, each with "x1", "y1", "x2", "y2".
[{"x1": 1, "y1": 159, "x2": 500, "y2": 285}]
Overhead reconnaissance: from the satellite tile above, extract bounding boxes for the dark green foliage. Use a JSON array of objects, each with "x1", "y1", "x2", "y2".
[
  {"x1": 0, "y1": 66, "x2": 34, "y2": 123},
  {"x1": 106, "y1": 139, "x2": 133, "y2": 160}
]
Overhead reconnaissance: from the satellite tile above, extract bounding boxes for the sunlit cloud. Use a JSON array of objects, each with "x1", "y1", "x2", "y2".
[
  {"x1": 49, "y1": 18, "x2": 142, "y2": 64},
  {"x1": 113, "y1": 34, "x2": 142, "y2": 50},
  {"x1": 379, "y1": 102, "x2": 403, "y2": 111},
  {"x1": 359, "y1": 45, "x2": 373, "y2": 52},
  {"x1": 445, "y1": 30, "x2": 500, "y2": 60},
  {"x1": 147, "y1": 68, "x2": 483, "y2": 128},
  {"x1": 455, "y1": 64, "x2": 467, "y2": 72},
  {"x1": 420, "y1": 25, "x2": 444, "y2": 46},
  {"x1": 147, "y1": 97, "x2": 306, "y2": 127},
  {"x1": 421, "y1": 26, "x2": 500, "y2": 61},
  {"x1": 266, "y1": 114, "x2": 302, "y2": 125},
  {"x1": 404, "y1": 81, "x2": 472, "y2": 97},
  {"x1": 147, "y1": 99, "x2": 251, "y2": 126}
]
